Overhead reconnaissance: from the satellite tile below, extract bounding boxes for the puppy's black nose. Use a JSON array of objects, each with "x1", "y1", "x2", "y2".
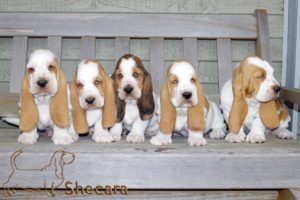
[
  {"x1": 37, "y1": 79, "x2": 48, "y2": 88},
  {"x1": 85, "y1": 97, "x2": 95, "y2": 105},
  {"x1": 124, "y1": 85, "x2": 134, "y2": 94},
  {"x1": 182, "y1": 92, "x2": 192, "y2": 99},
  {"x1": 273, "y1": 85, "x2": 281, "y2": 93}
]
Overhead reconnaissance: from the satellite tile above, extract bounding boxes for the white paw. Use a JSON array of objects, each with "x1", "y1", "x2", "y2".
[
  {"x1": 188, "y1": 131, "x2": 207, "y2": 146},
  {"x1": 225, "y1": 131, "x2": 246, "y2": 143},
  {"x1": 70, "y1": 132, "x2": 79, "y2": 142},
  {"x1": 52, "y1": 130, "x2": 74, "y2": 145},
  {"x1": 209, "y1": 129, "x2": 225, "y2": 139},
  {"x1": 246, "y1": 132, "x2": 266, "y2": 143},
  {"x1": 126, "y1": 131, "x2": 145, "y2": 143},
  {"x1": 150, "y1": 132, "x2": 172, "y2": 146},
  {"x1": 92, "y1": 130, "x2": 113, "y2": 143},
  {"x1": 18, "y1": 132, "x2": 39, "y2": 144},
  {"x1": 273, "y1": 128, "x2": 294, "y2": 139},
  {"x1": 110, "y1": 123, "x2": 122, "y2": 142}
]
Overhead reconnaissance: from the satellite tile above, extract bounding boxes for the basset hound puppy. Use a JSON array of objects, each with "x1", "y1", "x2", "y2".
[
  {"x1": 69, "y1": 60, "x2": 117, "y2": 143},
  {"x1": 220, "y1": 57, "x2": 293, "y2": 143},
  {"x1": 110, "y1": 54, "x2": 158, "y2": 143},
  {"x1": 150, "y1": 61, "x2": 226, "y2": 146},
  {"x1": 18, "y1": 49, "x2": 77, "y2": 145}
]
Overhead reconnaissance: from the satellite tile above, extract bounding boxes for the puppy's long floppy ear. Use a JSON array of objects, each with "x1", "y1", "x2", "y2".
[
  {"x1": 137, "y1": 71, "x2": 155, "y2": 120},
  {"x1": 19, "y1": 74, "x2": 39, "y2": 132},
  {"x1": 187, "y1": 81, "x2": 205, "y2": 132},
  {"x1": 259, "y1": 100, "x2": 280, "y2": 129},
  {"x1": 50, "y1": 64, "x2": 69, "y2": 128},
  {"x1": 159, "y1": 82, "x2": 176, "y2": 133},
  {"x1": 70, "y1": 80, "x2": 89, "y2": 134},
  {"x1": 102, "y1": 74, "x2": 117, "y2": 128},
  {"x1": 228, "y1": 66, "x2": 248, "y2": 133},
  {"x1": 111, "y1": 70, "x2": 126, "y2": 122}
]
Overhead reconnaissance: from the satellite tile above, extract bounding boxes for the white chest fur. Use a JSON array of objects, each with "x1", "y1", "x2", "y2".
[
  {"x1": 244, "y1": 98, "x2": 260, "y2": 128},
  {"x1": 35, "y1": 95, "x2": 53, "y2": 128},
  {"x1": 175, "y1": 107, "x2": 188, "y2": 131},
  {"x1": 123, "y1": 100, "x2": 139, "y2": 125},
  {"x1": 86, "y1": 109, "x2": 102, "y2": 127}
]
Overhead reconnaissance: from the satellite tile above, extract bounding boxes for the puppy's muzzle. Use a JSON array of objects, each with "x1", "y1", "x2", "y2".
[
  {"x1": 85, "y1": 96, "x2": 95, "y2": 105},
  {"x1": 273, "y1": 85, "x2": 281, "y2": 93},
  {"x1": 124, "y1": 85, "x2": 134, "y2": 94},
  {"x1": 182, "y1": 92, "x2": 192, "y2": 100},
  {"x1": 37, "y1": 79, "x2": 48, "y2": 88}
]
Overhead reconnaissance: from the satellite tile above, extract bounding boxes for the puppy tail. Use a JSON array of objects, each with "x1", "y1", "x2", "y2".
[{"x1": 1, "y1": 117, "x2": 19, "y2": 127}]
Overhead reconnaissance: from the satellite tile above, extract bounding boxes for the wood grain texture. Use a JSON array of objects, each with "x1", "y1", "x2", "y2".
[
  {"x1": 150, "y1": 37, "x2": 164, "y2": 95},
  {"x1": 9, "y1": 36, "x2": 27, "y2": 93},
  {"x1": 114, "y1": 37, "x2": 130, "y2": 60},
  {"x1": 255, "y1": 9, "x2": 272, "y2": 63},
  {"x1": 81, "y1": 36, "x2": 96, "y2": 60},
  {"x1": 47, "y1": 36, "x2": 62, "y2": 63},
  {"x1": 217, "y1": 39, "x2": 232, "y2": 93},
  {"x1": 0, "y1": 13, "x2": 257, "y2": 38},
  {"x1": 0, "y1": 129, "x2": 299, "y2": 189},
  {"x1": 184, "y1": 38, "x2": 198, "y2": 73},
  {"x1": 0, "y1": 190, "x2": 278, "y2": 200},
  {"x1": 0, "y1": 0, "x2": 283, "y2": 15}
]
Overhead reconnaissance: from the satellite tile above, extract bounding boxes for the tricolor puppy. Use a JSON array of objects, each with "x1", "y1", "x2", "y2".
[
  {"x1": 150, "y1": 61, "x2": 226, "y2": 146},
  {"x1": 18, "y1": 49, "x2": 77, "y2": 145},
  {"x1": 69, "y1": 60, "x2": 116, "y2": 143},
  {"x1": 110, "y1": 54, "x2": 158, "y2": 143},
  {"x1": 220, "y1": 57, "x2": 293, "y2": 143}
]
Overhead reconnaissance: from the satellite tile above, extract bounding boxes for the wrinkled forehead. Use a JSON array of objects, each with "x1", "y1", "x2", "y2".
[
  {"x1": 246, "y1": 57, "x2": 274, "y2": 76},
  {"x1": 27, "y1": 50, "x2": 56, "y2": 68},
  {"x1": 77, "y1": 61, "x2": 99, "y2": 82},
  {"x1": 119, "y1": 57, "x2": 136, "y2": 74},
  {"x1": 169, "y1": 61, "x2": 196, "y2": 81}
]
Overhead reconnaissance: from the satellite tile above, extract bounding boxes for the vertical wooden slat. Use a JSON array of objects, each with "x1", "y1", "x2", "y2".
[
  {"x1": 81, "y1": 36, "x2": 96, "y2": 60},
  {"x1": 9, "y1": 36, "x2": 28, "y2": 93},
  {"x1": 255, "y1": 9, "x2": 271, "y2": 64},
  {"x1": 183, "y1": 38, "x2": 198, "y2": 73},
  {"x1": 47, "y1": 36, "x2": 62, "y2": 63},
  {"x1": 114, "y1": 37, "x2": 130, "y2": 60},
  {"x1": 150, "y1": 37, "x2": 164, "y2": 95},
  {"x1": 217, "y1": 38, "x2": 232, "y2": 94}
]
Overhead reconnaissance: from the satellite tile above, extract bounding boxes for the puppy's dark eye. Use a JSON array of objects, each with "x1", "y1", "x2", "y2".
[
  {"x1": 172, "y1": 79, "x2": 178, "y2": 85},
  {"x1": 133, "y1": 72, "x2": 139, "y2": 78},
  {"x1": 48, "y1": 65, "x2": 54, "y2": 71},
  {"x1": 94, "y1": 80, "x2": 102, "y2": 86},
  {"x1": 118, "y1": 74, "x2": 123, "y2": 79},
  {"x1": 76, "y1": 82, "x2": 83, "y2": 88},
  {"x1": 28, "y1": 67, "x2": 35, "y2": 74},
  {"x1": 256, "y1": 74, "x2": 265, "y2": 79},
  {"x1": 191, "y1": 78, "x2": 196, "y2": 83}
]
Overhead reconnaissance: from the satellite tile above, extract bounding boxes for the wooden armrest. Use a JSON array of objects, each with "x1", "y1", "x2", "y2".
[{"x1": 280, "y1": 87, "x2": 300, "y2": 105}]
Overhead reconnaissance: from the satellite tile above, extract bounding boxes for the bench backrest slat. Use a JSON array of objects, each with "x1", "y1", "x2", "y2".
[
  {"x1": 114, "y1": 37, "x2": 130, "y2": 61},
  {"x1": 217, "y1": 38, "x2": 232, "y2": 94},
  {"x1": 150, "y1": 37, "x2": 165, "y2": 95},
  {"x1": 81, "y1": 36, "x2": 96, "y2": 60},
  {"x1": 183, "y1": 38, "x2": 199, "y2": 74},
  {"x1": 10, "y1": 36, "x2": 28, "y2": 93},
  {"x1": 47, "y1": 36, "x2": 62, "y2": 63}
]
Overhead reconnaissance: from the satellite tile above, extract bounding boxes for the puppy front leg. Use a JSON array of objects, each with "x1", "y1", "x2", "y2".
[
  {"x1": 18, "y1": 128, "x2": 39, "y2": 144},
  {"x1": 150, "y1": 132, "x2": 172, "y2": 145},
  {"x1": 225, "y1": 127, "x2": 246, "y2": 143},
  {"x1": 92, "y1": 119, "x2": 113, "y2": 143},
  {"x1": 126, "y1": 119, "x2": 147, "y2": 143},
  {"x1": 246, "y1": 117, "x2": 266, "y2": 143},
  {"x1": 52, "y1": 125, "x2": 74, "y2": 145},
  {"x1": 110, "y1": 122, "x2": 123, "y2": 141},
  {"x1": 188, "y1": 130, "x2": 207, "y2": 146}
]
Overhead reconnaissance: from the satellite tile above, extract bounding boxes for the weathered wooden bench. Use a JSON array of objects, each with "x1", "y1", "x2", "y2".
[{"x1": 0, "y1": 9, "x2": 300, "y2": 199}]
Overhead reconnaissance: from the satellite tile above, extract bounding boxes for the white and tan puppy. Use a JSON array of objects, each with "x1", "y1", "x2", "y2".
[
  {"x1": 150, "y1": 61, "x2": 226, "y2": 146},
  {"x1": 69, "y1": 60, "x2": 116, "y2": 143},
  {"x1": 220, "y1": 57, "x2": 293, "y2": 143},
  {"x1": 110, "y1": 54, "x2": 158, "y2": 143},
  {"x1": 18, "y1": 49, "x2": 76, "y2": 145}
]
